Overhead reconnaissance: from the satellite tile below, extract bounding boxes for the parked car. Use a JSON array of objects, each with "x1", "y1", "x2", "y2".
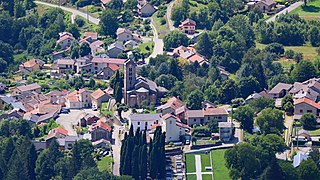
[
  {"x1": 92, "y1": 105, "x2": 98, "y2": 111},
  {"x1": 61, "y1": 107, "x2": 70, "y2": 113}
]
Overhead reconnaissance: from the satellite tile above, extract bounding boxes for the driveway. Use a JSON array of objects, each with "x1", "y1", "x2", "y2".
[
  {"x1": 166, "y1": 0, "x2": 176, "y2": 31},
  {"x1": 266, "y1": 1, "x2": 304, "y2": 22},
  {"x1": 34, "y1": 1, "x2": 100, "y2": 24},
  {"x1": 55, "y1": 109, "x2": 100, "y2": 136},
  {"x1": 112, "y1": 124, "x2": 124, "y2": 175}
]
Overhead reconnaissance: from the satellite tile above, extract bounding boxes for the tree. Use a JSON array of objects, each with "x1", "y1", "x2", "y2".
[
  {"x1": 298, "y1": 159, "x2": 320, "y2": 180},
  {"x1": 309, "y1": 148, "x2": 320, "y2": 169},
  {"x1": 249, "y1": 97, "x2": 275, "y2": 113},
  {"x1": 67, "y1": 24, "x2": 80, "y2": 39},
  {"x1": 260, "y1": 159, "x2": 284, "y2": 180},
  {"x1": 309, "y1": 26, "x2": 320, "y2": 47},
  {"x1": 282, "y1": 94, "x2": 294, "y2": 115},
  {"x1": 264, "y1": 43, "x2": 285, "y2": 55},
  {"x1": 155, "y1": 74, "x2": 177, "y2": 90},
  {"x1": 14, "y1": 0, "x2": 26, "y2": 18},
  {"x1": 187, "y1": 89, "x2": 204, "y2": 110},
  {"x1": 0, "y1": 41, "x2": 14, "y2": 73},
  {"x1": 114, "y1": 82, "x2": 123, "y2": 103},
  {"x1": 88, "y1": 78, "x2": 95, "y2": 88},
  {"x1": 300, "y1": 113, "x2": 317, "y2": 130},
  {"x1": 257, "y1": 108, "x2": 285, "y2": 134},
  {"x1": 281, "y1": 94, "x2": 293, "y2": 108},
  {"x1": 99, "y1": 9, "x2": 119, "y2": 37},
  {"x1": 79, "y1": 43, "x2": 91, "y2": 57},
  {"x1": 291, "y1": 61, "x2": 317, "y2": 82},
  {"x1": 70, "y1": 41, "x2": 80, "y2": 59},
  {"x1": 108, "y1": 0, "x2": 124, "y2": 10},
  {"x1": 279, "y1": 160, "x2": 299, "y2": 180},
  {"x1": 195, "y1": 32, "x2": 213, "y2": 58},
  {"x1": 163, "y1": 30, "x2": 189, "y2": 50},
  {"x1": 225, "y1": 143, "x2": 260, "y2": 179},
  {"x1": 233, "y1": 106, "x2": 254, "y2": 133}
]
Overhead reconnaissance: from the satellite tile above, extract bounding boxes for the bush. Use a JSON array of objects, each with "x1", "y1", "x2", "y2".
[
  {"x1": 75, "y1": 17, "x2": 85, "y2": 27},
  {"x1": 192, "y1": 126, "x2": 211, "y2": 137},
  {"x1": 264, "y1": 43, "x2": 285, "y2": 55},
  {"x1": 160, "y1": 18, "x2": 166, "y2": 25},
  {"x1": 285, "y1": 49, "x2": 295, "y2": 59}
]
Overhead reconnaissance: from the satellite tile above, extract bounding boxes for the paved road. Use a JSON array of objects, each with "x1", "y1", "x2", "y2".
[
  {"x1": 112, "y1": 124, "x2": 123, "y2": 176},
  {"x1": 166, "y1": 0, "x2": 176, "y2": 31},
  {"x1": 266, "y1": 1, "x2": 304, "y2": 22},
  {"x1": 34, "y1": 1, "x2": 100, "y2": 24},
  {"x1": 146, "y1": 19, "x2": 164, "y2": 64}
]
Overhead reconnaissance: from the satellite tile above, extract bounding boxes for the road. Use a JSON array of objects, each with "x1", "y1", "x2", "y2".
[
  {"x1": 34, "y1": 1, "x2": 100, "y2": 24},
  {"x1": 146, "y1": 19, "x2": 164, "y2": 64},
  {"x1": 166, "y1": 0, "x2": 176, "y2": 31},
  {"x1": 266, "y1": 1, "x2": 304, "y2": 22},
  {"x1": 112, "y1": 124, "x2": 123, "y2": 176}
]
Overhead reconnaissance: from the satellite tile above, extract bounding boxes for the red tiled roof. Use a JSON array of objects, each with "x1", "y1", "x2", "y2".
[
  {"x1": 57, "y1": 35, "x2": 75, "y2": 43},
  {"x1": 91, "y1": 89, "x2": 106, "y2": 100},
  {"x1": 294, "y1": 97, "x2": 320, "y2": 109},
  {"x1": 97, "y1": 120, "x2": 111, "y2": 132},
  {"x1": 203, "y1": 107, "x2": 228, "y2": 116},
  {"x1": 108, "y1": 64, "x2": 120, "y2": 71},
  {"x1": 151, "y1": 123, "x2": 161, "y2": 130}
]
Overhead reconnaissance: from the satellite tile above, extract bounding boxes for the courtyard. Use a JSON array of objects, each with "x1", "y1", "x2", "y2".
[{"x1": 185, "y1": 149, "x2": 231, "y2": 180}]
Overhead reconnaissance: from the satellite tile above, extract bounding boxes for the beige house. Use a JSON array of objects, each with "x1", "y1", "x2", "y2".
[
  {"x1": 57, "y1": 34, "x2": 75, "y2": 49},
  {"x1": 218, "y1": 122, "x2": 233, "y2": 142},
  {"x1": 91, "y1": 57, "x2": 125, "y2": 74},
  {"x1": 65, "y1": 88, "x2": 92, "y2": 109},
  {"x1": 186, "y1": 107, "x2": 228, "y2": 126},
  {"x1": 156, "y1": 97, "x2": 187, "y2": 120},
  {"x1": 294, "y1": 97, "x2": 320, "y2": 120},
  {"x1": 91, "y1": 89, "x2": 111, "y2": 108},
  {"x1": 11, "y1": 83, "x2": 42, "y2": 95},
  {"x1": 89, "y1": 118, "x2": 112, "y2": 142},
  {"x1": 268, "y1": 83, "x2": 292, "y2": 99},
  {"x1": 19, "y1": 59, "x2": 44, "y2": 74},
  {"x1": 161, "y1": 114, "x2": 190, "y2": 142},
  {"x1": 54, "y1": 59, "x2": 75, "y2": 74},
  {"x1": 117, "y1": 28, "x2": 133, "y2": 43}
]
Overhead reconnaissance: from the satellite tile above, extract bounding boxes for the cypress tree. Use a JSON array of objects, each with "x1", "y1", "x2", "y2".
[
  {"x1": 135, "y1": 127, "x2": 140, "y2": 145},
  {"x1": 6, "y1": 150, "x2": 27, "y2": 180},
  {"x1": 140, "y1": 144, "x2": 148, "y2": 180},
  {"x1": 0, "y1": 137, "x2": 15, "y2": 175},
  {"x1": 129, "y1": 124, "x2": 134, "y2": 137},
  {"x1": 131, "y1": 146, "x2": 140, "y2": 179},
  {"x1": 120, "y1": 138, "x2": 127, "y2": 175}
]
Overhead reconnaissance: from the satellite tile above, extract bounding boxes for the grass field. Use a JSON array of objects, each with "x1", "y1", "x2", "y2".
[
  {"x1": 97, "y1": 156, "x2": 113, "y2": 172},
  {"x1": 202, "y1": 174, "x2": 213, "y2": 180},
  {"x1": 139, "y1": 41, "x2": 154, "y2": 56},
  {"x1": 308, "y1": 128, "x2": 320, "y2": 136},
  {"x1": 186, "y1": 153, "x2": 196, "y2": 173},
  {"x1": 201, "y1": 153, "x2": 211, "y2": 172},
  {"x1": 290, "y1": 0, "x2": 320, "y2": 20},
  {"x1": 187, "y1": 174, "x2": 197, "y2": 180},
  {"x1": 256, "y1": 42, "x2": 318, "y2": 61},
  {"x1": 211, "y1": 149, "x2": 231, "y2": 180},
  {"x1": 152, "y1": 12, "x2": 168, "y2": 39}
]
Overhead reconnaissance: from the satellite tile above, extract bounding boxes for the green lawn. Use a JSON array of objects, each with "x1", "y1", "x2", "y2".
[
  {"x1": 197, "y1": 140, "x2": 216, "y2": 145},
  {"x1": 308, "y1": 128, "x2": 320, "y2": 136},
  {"x1": 202, "y1": 174, "x2": 213, "y2": 180},
  {"x1": 256, "y1": 42, "x2": 318, "y2": 61},
  {"x1": 97, "y1": 156, "x2": 113, "y2": 172},
  {"x1": 185, "y1": 153, "x2": 196, "y2": 173},
  {"x1": 201, "y1": 154, "x2": 211, "y2": 172},
  {"x1": 139, "y1": 41, "x2": 154, "y2": 56},
  {"x1": 152, "y1": 12, "x2": 168, "y2": 39},
  {"x1": 211, "y1": 149, "x2": 231, "y2": 180},
  {"x1": 187, "y1": 174, "x2": 197, "y2": 180},
  {"x1": 100, "y1": 102, "x2": 114, "y2": 118},
  {"x1": 290, "y1": 0, "x2": 320, "y2": 20}
]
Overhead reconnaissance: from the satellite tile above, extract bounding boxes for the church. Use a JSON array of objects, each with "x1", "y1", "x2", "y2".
[{"x1": 124, "y1": 59, "x2": 167, "y2": 108}]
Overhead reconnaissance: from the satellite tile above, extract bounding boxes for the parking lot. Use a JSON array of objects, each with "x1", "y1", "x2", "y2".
[
  {"x1": 55, "y1": 109, "x2": 100, "y2": 136},
  {"x1": 166, "y1": 154, "x2": 185, "y2": 180}
]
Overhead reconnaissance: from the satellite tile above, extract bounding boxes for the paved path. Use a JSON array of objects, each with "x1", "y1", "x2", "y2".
[
  {"x1": 166, "y1": 0, "x2": 176, "y2": 31},
  {"x1": 112, "y1": 124, "x2": 122, "y2": 175},
  {"x1": 146, "y1": 19, "x2": 164, "y2": 64},
  {"x1": 34, "y1": 1, "x2": 100, "y2": 24},
  {"x1": 195, "y1": 155, "x2": 202, "y2": 180},
  {"x1": 266, "y1": 1, "x2": 304, "y2": 22}
]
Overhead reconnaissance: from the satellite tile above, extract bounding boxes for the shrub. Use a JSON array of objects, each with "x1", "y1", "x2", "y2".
[{"x1": 285, "y1": 49, "x2": 295, "y2": 59}]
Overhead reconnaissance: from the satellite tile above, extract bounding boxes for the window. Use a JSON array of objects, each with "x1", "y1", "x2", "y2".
[
  {"x1": 95, "y1": 63, "x2": 98, "y2": 65},
  {"x1": 194, "y1": 119, "x2": 196, "y2": 122},
  {"x1": 307, "y1": 110, "x2": 312, "y2": 113},
  {"x1": 145, "y1": 122, "x2": 148, "y2": 126},
  {"x1": 170, "y1": 120, "x2": 172, "y2": 124},
  {"x1": 138, "y1": 122, "x2": 140, "y2": 125},
  {"x1": 300, "y1": 109, "x2": 303, "y2": 113}
]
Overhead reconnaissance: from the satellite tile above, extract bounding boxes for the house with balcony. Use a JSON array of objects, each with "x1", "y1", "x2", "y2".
[{"x1": 218, "y1": 122, "x2": 233, "y2": 142}]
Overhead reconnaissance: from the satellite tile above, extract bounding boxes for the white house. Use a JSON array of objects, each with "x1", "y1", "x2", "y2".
[
  {"x1": 65, "y1": 88, "x2": 92, "y2": 109},
  {"x1": 107, "y1": 42, "x2": 125, "y2": 58}
]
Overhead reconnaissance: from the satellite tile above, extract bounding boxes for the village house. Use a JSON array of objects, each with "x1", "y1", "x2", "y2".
[
  {"x1": 137, "y1": 0, "x2": 156, "y2": 17},
  {"x1": 293, "y1": 97, "x2": 320, "y2": 120},
  {"x1": 24, "y1": 103, "x2": 61, "y2": 124},
  {"x1": 91, "y1": 57, "x2": 125, "y2": 75},
  {"x1": 19, "y1": 59, "x2": 45, "y2": 74},
  {"x1": 124, "y1": 59, "x2": 167, "y2": 108},
  {"x1": 75, "y1": 56, "x2": 93, "y2": 74},
  {"x1": 90, "y1": 40, "x2": 105, "y2": 56},
  {"x1": 218, "y1": 122, "x2": 233, "y2": 142},
  {"x1": 245, "y1": 89, "x2": 269, "y2": 103},
  {"x1": 100, "y1": 0, "x2": 111, "y2": 9},
  {"x1": 107, "y1": 41, "x2": 125, "y2": 58},
  {"x1": 80, "y1": 113, "x2": 99, "y2": 127},
  {"x1": 156, "y1": 97, "x2": 187, "y2": 120},
  {"x1": 217, "y1": 66, "x2": 230, "y2": 81},
  {"x1": 117, "y1": 28, "x2": 134, "y2": 43},
  {"x1": 57, "y1": 136, "x2": 83, "y2": 150},
  {"x1": 65, "y1": 88, "x2": 92, "y2": 109},
  {"x1": 57, "y1": 33, "x2": 75, "y2": 49},
  {"x1": 97, "y1": 64, "x2": 120, "y2": 79},
  {"x1": 185, "y1": 107, "x2": 229, "y2": 126},
  {"x1": 268, "y1": 83, "x2": 292, "y2": 99},
  {"x1": 179, "y1": 18, "x2": 196, "y2": 34},
  {"x1": 247, "y1": 0, "x2": 277, "y2": 12},
  {"x1": 172, "y1": 46, "x2": 209, "y2": 65},
  {"x1": 11, "y1": 83, "x2": 41, "y2": 95},
  {"x1": 129, "y1": 113, "x2": 162, "y2": 132},
  {"x1": 89, "y1": 118, "x2": 112, "y2": 142},
  {"x1": 53, "y1": 58, "x2": 75, "y2": 74},
  {"x1": 289, "y1": 79, "x2": 320, "y2": 102},
  {"x1": 45, "y1": 90, "x2": 68, "y2": 105},
  {"x1": 91, "y1": 88, "x2": 111, "y2": 108},
  {"x1": 45, "y1": 127, "x2": 69, "y2": 147},
  {"x1": 82, "y1": 32, "x2": 98, "y2": 43}
]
